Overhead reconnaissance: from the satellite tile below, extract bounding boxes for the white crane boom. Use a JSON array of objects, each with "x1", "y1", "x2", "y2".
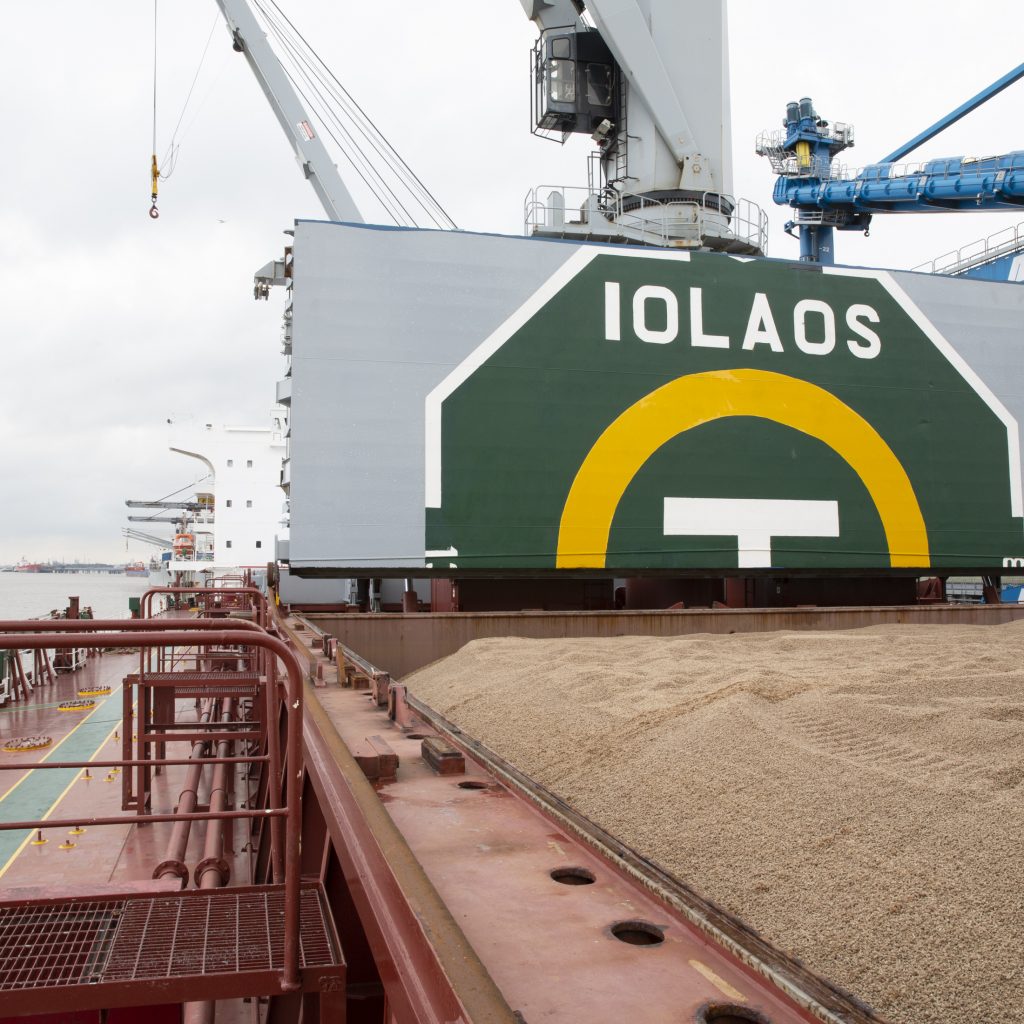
[{"x1": 213, "y1": 0, "x2": 363, "y2": 223}]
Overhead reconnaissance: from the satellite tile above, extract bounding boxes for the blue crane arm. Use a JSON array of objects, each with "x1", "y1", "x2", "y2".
[
  {"x1": 880, "y1": 61, "x2": 1024, "y2": 165},
  {"x1": 775, "y1": 151, "x2": 1024, "y2": 217},
  {"x1": 761, "y1": 65, "x2": 1024, "y2": 263}
]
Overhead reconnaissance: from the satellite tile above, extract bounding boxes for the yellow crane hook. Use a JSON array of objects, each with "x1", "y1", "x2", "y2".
[{"x1": 149, "y1": 154, "x2": 160, "y2": 219}]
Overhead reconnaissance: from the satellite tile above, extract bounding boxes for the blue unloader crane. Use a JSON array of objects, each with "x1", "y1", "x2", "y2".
[{"x1": 758, "y1": 62, "x2": 1024, "y2": 269}]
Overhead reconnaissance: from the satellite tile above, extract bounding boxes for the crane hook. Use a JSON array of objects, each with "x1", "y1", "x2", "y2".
[{"x1": 149, "y1": 153, "x2": 160, "y2": 220}]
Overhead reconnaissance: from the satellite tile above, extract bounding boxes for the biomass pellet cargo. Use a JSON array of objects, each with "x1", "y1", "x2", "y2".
[{"x1": 405, "y1": 622, "x2": 1024, "y2": 1024}]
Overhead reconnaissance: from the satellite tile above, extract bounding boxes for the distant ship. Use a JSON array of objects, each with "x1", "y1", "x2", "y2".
[
  {"x1": 13, "y1": 558, "x2": 42, "y2": 573},
  {"x1": 123, "y1": 560, "x2": 150, "y2": 578}
]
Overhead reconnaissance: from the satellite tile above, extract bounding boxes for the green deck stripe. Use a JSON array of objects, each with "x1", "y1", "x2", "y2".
[{"x1": 0, "y1": 686, "x2": 124, "y2": 869}]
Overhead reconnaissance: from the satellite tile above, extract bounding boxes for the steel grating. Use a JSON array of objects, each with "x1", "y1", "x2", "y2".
[
  {"x1": 0, "y1": 885, "x2": 336, "y2": 992},
  {"x1": 127, "y1": 672, "x2": 260, "y2": 684},
  {"x1": 102, "y1": 886, "x2": 333, "y2": 980},
  {"x1": 0, "y1": 900, "x2": 121, "y2": 990},
  {"x1": 172, "y1": 685, "x2": 260, "y2": 697}
]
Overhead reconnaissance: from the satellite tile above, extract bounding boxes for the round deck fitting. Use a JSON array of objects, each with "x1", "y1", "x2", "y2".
[
  {"x1": 608, "y1": 920, "x2": 665, "y2": 946},
  {"x1": 3, "y1": 735, "x2": 53, "y2": 753},
  {"x1": 153, "y1": 860, "x2": 190, "y2": 888},
  {"x1": 696, "y1": 1006, "x2": 771, "y2": 1024},
  {"x1": 77, "y1": 686, "x2": 111, "y2": 697},
  {"x1": 30, "y1": 830, "x2": 47, "y2": 846},
  {"x1": 68, "y1": 826, "x2": 86, "y2": 836},
  {"x1": 550, "y1": 867, "x2": 596, "y2": 886},
  {"x1": 195, "y1": 856, "x2": 231, "y2": 887},
  {"x1": 58, "y1": 840, "x2": 76, "y2": 851},
  {"x1": 58, "y1": 699, "x2": 96, "y2": 712}
]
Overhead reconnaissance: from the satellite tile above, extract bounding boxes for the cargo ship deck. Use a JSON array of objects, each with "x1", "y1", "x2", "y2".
[{"x1": 3, "y1": 590, "x2": 1020, "y2": 1024}]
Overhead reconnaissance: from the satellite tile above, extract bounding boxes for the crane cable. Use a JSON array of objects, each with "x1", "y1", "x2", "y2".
[
  {"x1": 150, "y1": 0, "x2": 160, "y2": 218},
  {"x1": 254, "y1": 0, "x2": 457, "y2": 230},
  {"x1": 148, "y1": 5, "x2": 219, "y2": 219},
  {"x1": 158, "y1": 15, "x2": 222, "y2": 182}
]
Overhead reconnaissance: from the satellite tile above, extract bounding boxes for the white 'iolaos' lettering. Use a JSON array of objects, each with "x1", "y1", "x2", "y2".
[
  {"x1": 793, "y1": 299, "x2": 836, "y2": 355},
  {"x1": 604, "y1": 283, "x2": 882, "y2": 360},
  {"x1": 633, "y1": 285, "x2": 678, "y2": 344}
]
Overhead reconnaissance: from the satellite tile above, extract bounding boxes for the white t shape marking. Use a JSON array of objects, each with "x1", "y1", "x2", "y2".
[{"x1": 663, "y1": 498, "x2": 840, "y2": 568}]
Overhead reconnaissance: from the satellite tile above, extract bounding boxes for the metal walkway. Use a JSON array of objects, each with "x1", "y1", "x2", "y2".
[{"x1": 0, "y1": 883, "x2": 343, "y2": 1015}]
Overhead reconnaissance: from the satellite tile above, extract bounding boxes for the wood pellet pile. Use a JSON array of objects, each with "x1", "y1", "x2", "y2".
[{"x1": 404, "y1": 623, "x2": 1024, "y2": 1024}]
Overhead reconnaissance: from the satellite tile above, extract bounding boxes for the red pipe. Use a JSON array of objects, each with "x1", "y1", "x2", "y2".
[
  {"x1": 195, "y1": 699, "x2": 235, "y2": 890},
  {"x1": 154, "y1": 700, "x2": 215, "y2": 887},
  {"x1": 139, "y1": 587, "x2": 269, "y2": 628},
  {"x1": 0, "y1": 757, "x2": 268, "y2": 772},
  {"x1": 186, "y1": 699, "x2": 236, "y2": 1024},
  {"x1": 0, "y1": 810, "x2": 286, "y2": 829},
  {"x1": 0, "y1": 618, "x2": 265, "y2": 634}
]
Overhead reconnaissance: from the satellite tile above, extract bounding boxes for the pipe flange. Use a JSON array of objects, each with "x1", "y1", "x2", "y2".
[
  {"x1": 153, "y1": 860, "x2": 189, "y2": 888},
  {"x1": 195, "y1": 856, "x2": 231, "y2": 887}
]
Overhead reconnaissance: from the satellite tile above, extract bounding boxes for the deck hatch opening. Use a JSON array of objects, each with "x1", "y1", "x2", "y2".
[
  {"x1": 696, "y1": 1007, "x2": 771, "y2": 1024},
  {"x1": 550, "y1": 867, "x2": 595, "y2": 885},
  {"x1": 609, "y1": 919, "x2": 664, "y2": 946}
]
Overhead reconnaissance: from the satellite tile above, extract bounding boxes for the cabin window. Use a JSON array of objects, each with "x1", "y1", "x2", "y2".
[
  {"x1": 256, "y1": 541, "x2": 262, "y2": 549},
  {"x1": 548, "y1": 59, "x2": 575, "y2": 103},
  {"x1": 226, "y1": 500, "x2": 233, "y2": 508},
  {"x1": 246, "y1": 459, "x2": 253, "y2": 468},
  {"x1": 226, "y1": 540, "x2": 233, "y2": 549},
  {"x1": 550, "y1": 36, "x2": 571, "y2": 59},
  {"x1": 246, "y1": 500, "x2": 253, "y2": 508},
  {"x1": 227, "y1": 459, "x2": 234, "y2": 467}
]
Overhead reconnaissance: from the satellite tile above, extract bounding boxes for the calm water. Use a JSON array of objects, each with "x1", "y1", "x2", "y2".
[{"x1": 0, "y1": 572, "x2": 165, "y2": 620}]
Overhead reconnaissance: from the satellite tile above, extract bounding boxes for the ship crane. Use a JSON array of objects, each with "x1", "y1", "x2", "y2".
[
  {"x1": 121, "y1": 527, "x2": 173, "y2": 549},
  {"x1": 520, "y1": 0, "x2": 767, "y2": 254},
  {"x1": 212, "y1": 0, "x2": 362, "y2": 224},
  {"x1": 125, "y1": 499, "x2": 206, "y2": 511},
  {"x1": 759, "y1": 61, "x2": 1024, "y2": 264}
]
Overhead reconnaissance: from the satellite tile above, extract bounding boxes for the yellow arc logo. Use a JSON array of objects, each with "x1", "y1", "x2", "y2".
[{"x1": 556, "y1": 369, "x2": 930, "y2": 569}]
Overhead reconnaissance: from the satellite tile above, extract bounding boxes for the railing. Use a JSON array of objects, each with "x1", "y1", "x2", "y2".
[
  {"x1": 756, "y1": 138, "x2": 992, "y2": 187},
  {"x1": 0, "y1": 617, "x2": 305, "y2": 992},
  {"x1": 524, "y1": 185, "x2": 768, "y2": 253},
  {"x1": 911, "y1": 219, "x2": 1024, "y2": 276}
]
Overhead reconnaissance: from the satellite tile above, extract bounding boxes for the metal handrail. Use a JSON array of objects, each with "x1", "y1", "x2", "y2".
[
  {"x1": 524, "y1": 184, "x2": 767, "y2": 252},
  {"x1": 911, "y1": 219, "x2": 1024, "y2": 276},
  {"x1": 0, "y1": 621, "x2": 304, "y2": 993}
]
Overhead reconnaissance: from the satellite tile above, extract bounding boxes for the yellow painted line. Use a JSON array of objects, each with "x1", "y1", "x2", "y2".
[
  {"x1": 0, "y1": 714, "x2": 125, "y2": 880},
  {"x1": 688, "y1": 959, "x2": 747, "y2": 1002},
  {"x1": 0, "y1": 770, "x2": 32, "y2": 804},
  {"x1": 556, "y1": 369, "x2": 929, "y2": 568},
  {"x1": 0, "y1": 685, "x2": 122, "y2": 806}
]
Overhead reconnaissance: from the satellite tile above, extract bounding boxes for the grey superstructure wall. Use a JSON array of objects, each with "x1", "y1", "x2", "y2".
[{"x1": 287, "y1": 219, "x2": 1024, "y2": 575}]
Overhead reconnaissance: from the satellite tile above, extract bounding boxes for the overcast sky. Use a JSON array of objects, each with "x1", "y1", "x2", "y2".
[{"x1": 2, "y1": 1, "x2": 1023, "y2": 563}]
